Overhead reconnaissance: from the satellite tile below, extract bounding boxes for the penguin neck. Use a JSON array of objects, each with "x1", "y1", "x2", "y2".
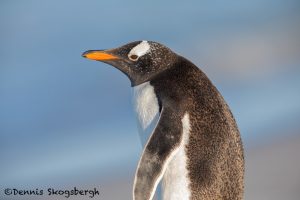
[{"x1": 133, "y1": 81, "x2": 160, "y2": 146}]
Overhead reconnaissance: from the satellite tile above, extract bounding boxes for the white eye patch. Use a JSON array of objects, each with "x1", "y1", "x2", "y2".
[{"x1": 128, "y1": 41, "x2": 150, "y2": 60}]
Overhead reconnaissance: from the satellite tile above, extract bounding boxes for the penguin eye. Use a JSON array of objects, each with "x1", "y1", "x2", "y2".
[{"x1": 129, "y1": 54, "x2": 139, "y2": 61}]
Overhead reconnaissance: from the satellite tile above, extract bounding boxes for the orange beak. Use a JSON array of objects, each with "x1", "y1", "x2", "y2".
[{"x1": 82, "y1": 50, "x2": 119, "y2": 61}]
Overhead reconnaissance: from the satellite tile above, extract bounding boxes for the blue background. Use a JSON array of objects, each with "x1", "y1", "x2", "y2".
[{"x1": 1, "y1": 0, "x2": 299, "y2": 199}]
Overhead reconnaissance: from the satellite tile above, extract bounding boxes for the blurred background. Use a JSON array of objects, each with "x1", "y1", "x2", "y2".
[{"x1": 0, "y1": 0, "x2": 299, "y2": 199}]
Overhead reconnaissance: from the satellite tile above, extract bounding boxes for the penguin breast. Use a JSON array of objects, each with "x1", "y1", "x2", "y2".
[{"x1": 133, "y1": 81, "x2": 160, "y2": 146}]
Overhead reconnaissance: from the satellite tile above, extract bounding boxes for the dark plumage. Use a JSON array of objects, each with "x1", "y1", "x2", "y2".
[{"x1": 82, "y1": 41, "x2": 244, "y2": 200}]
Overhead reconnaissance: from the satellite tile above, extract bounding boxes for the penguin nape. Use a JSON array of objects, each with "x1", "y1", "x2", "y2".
[{"x1": 82, "y1": 41, "x2": 244, "y2": 200}]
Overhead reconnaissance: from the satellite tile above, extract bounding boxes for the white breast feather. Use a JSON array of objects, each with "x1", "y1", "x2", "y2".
[
  {"x1": 133, "y1": 81, "x2": 159, "y2": 145},
  {"x1": 162, "y1": 113, "x2": 191, "y2": 200},
  {"x1": 133, "y1": 81, "x2": 159, "y2": 130}
]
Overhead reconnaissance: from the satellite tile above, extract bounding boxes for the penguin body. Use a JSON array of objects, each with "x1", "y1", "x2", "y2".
[{"x1": 83, "y1": 41, "x2": 244, "y2": 200}]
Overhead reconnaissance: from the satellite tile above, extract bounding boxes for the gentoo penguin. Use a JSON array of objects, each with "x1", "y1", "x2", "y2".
[{"x1": 82, "y1": 41, "x2": 244, "y2": 200}]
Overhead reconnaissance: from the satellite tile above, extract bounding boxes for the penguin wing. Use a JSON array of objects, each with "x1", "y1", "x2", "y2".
[{"x1": 133, "y1": 106, "x2": 183, "y2": 200}]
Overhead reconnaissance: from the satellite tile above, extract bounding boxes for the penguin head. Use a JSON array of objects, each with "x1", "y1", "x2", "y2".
[{"x1": 82, "y1": 41, "x2": 177, "y2": 86}]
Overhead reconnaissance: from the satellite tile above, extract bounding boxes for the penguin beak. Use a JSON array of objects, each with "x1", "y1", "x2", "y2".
[
  {"x1": 82, "y1": 50, "x2": 119, "y2": 61},
  {"x1": 82, "y1": 48, "x2": 134, "y2": 85}
]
